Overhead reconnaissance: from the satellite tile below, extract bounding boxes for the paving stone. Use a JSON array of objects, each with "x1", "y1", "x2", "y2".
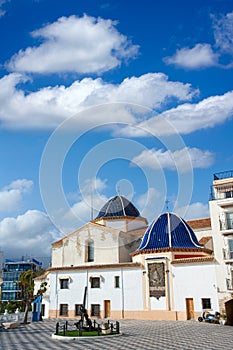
[{"x1": 1, "y1": 319, "x2": 233, "y2": 350}]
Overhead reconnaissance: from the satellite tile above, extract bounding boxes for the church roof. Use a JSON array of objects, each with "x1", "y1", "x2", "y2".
[
  {"x1": 95, "y1": 195, "x2": 140, "y2": 220},
  {"x1": 138, "y1": 212, "x2": 203, "y2": 251}
]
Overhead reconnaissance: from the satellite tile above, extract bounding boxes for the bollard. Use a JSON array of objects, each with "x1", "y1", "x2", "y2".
[
  {"x1": 78, "y1": 323, "x2": 82, "y2": 336},
  {"x1": 116, "y1": 321, "x2": 119, "y2": 334},
  {"x1": 15, "y1": 308, "x2": 20, "y2": 322},
  {"x1": 55, "y1": 322, "x2": 59, "y2": 335},
  {"x1": 65, "y1": 320, "x2": 68, "y2": 331}
]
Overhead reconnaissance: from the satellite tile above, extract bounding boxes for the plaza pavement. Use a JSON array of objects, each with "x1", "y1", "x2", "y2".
[{"x1": 1, "y1": 318, "x2": 232, "y2": 350}]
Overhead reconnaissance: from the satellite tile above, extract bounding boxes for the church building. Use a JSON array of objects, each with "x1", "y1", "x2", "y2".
[{"x1": 35, "y1": 194, "x2": 220, "y2": 321}]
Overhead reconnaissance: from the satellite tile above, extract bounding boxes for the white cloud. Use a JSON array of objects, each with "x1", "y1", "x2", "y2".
[
  {"x1": 177, "y1": 202, "x2": 210, "y2": 220},
  {"x1": 0, "y1": 210, "x2": 60, "y2": 259},
  {"x1": 0, "y1": 179, "x2": 33, "y2": 212},
  {"x1": 133, "y1": 90, "x2": 233, "y2": 136},
  {"x1": 212, "y1": 12, "x2": 233, "y2": 55},
  {"x1": 0, "y1": 0, "x2": 6, "y2": 17},
  {"x1": 164, "y1": 44, "x2": 219, "y2": 69},
  {"x1": 136, "y1": 187, "x2": 163, "y2": 222},
  {"x1": 0, "y1": 72, "x2": 197, "y2": 129},
  {"x1": 62, "y1": 177, "x2": 108, "y2": 230},
  {"x1": 7, "y1": 15, "x2": 139, "y2": 74},
  {"x1": 131, "y1": 147, "x2": 214, "y2": 173}
]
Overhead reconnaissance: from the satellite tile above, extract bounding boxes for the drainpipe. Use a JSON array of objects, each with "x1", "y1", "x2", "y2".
[
  {"x1": 86, "y1": 270, "x2": 89, "y2": 313},
  {"x1": 55, "y1": 272, "x2": 58, "y2": 318},
  {"x1": 121, "y1": 268, "x2": 124, "y2": 319},
  {"x1": 166, "y1": 258, "x2": 171, "y2": 311}
]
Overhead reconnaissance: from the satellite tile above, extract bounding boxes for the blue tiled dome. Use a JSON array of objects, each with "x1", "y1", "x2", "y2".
[
  {"x1": 138, "y1": 212, "x2": 203, "y2": 251},
  {"x1": 95, "y1": 195, "x2": 140, "y2": 219}
]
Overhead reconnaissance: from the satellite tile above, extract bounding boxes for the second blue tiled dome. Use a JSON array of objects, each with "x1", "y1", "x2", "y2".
[{"x1": 138, "y1": 212, "x2": 203, "y2": 251}]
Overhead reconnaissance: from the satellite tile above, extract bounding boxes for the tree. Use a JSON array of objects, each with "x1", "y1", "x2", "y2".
[{"x1": 18, "y1": 269, "x2": 47, "y2": 324}]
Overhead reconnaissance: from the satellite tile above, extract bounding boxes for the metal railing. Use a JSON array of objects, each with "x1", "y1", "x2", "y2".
[
  {"x1": 0, "y1": 310, "x2": 32, "y2": 323},
  {"x1": 226, "y1": 279, "x2": 233, "y2": 290},
  {"x1": 214, "y1": 170, "x2": 233, "y2": 180},
  {"x1": 219, "y1": 218, "x2": 233, "y2": 231}
]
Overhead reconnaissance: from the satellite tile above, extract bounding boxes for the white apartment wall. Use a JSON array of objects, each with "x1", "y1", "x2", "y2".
[
  {"x1": 173, "y1": 263, "x2": 219, "y2": 312},
  {"x1": 209, "y1": 199, "x2": 232, "y2": 296}
]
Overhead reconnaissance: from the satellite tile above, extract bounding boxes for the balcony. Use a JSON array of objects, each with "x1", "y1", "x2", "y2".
[
  {"x1": 214, "y1": 170, "x2": 233, "y2": 180},
  {"x1": 1, "y1": 285, "x2": 20, "y2": 291},
  {"x1": 219, "y1": 218, "x2": 233, "y2": 233},
  {"x1": 226, "y1": 279, "x2": 233, "y2": 291},
  {"x1": 223, "y1": 248, "x2": 233, "y2": 263}
]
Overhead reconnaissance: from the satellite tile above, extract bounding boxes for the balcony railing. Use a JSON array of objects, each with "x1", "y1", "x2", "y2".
[
  {"x1": 223, "y1": 248, "x2": 233, "y2": 260},
  {"x1": 214, "y1": 170, "x2": 233, "y2": 180},
  {"x1": 1, "y1": 285, "x2": 20, "y2": 291},
  {"x1": 219, "y1": 218, "x2": 233, "y2": 231},
  {"x1": 210, "y1": 186, "x2": 233, "y2": 200},
  {"x1": 226, "y1": 279, "x2": 233, "y2": 290}
]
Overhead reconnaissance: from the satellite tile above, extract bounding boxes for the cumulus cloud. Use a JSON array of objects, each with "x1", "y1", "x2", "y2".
[
  {"x1": 164, "y1": 12, "x2": 233, "y2": 70},
  {"x1": 212, "y1": 12, "x2": 233, "y2": 55},
  {"x1": 0, "y1": 72, "x2": 197, "y2": 129},
  {"x1": 0, "y1": 0, "x2": 7, "y2": 17},
  {"x1": 0, "y1": 179, "x2": 33, "y2": 212},
  {"x1": 177, "y1": 202, "x2": 210, "y2": 220},
  {"x1": 129, "y1": 90, "x2": 233, "y2": 136},
  {"x1": 131, "y1": 147, "x2": 214, "y2": 173},
  {"x1": 164, "y1": 44, "x2": 219, "y2": 69},
  {"x1": 0, "y1": 209, "x2": 60, "y2": 259},
  {"x1": 62, "y1": 177, "x2": 108, "y2": 231},
  {"x1": 136, "y1": 187, "x2": 163, "y2": 222},
  {"x1": 7, "y1": 14, "x2": 139, "y2": 74}
]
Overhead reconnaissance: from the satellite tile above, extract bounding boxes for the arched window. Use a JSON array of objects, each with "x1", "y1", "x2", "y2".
[{"x1": 87, "y1": 240, "x2": 94, "y2": 262}]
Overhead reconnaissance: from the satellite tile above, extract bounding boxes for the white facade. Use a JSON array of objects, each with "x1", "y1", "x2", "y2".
[
  {"x1": 173, "y1": 262, "x2": 219, "y2": 312},
  {"x1": 209, "y1": 172, "x2": 233, "y2": 308},
  {"x1": 48, "y1": 265, "x2": 143, "y2": 319},
  {"x1": 34, "y1": 188, "x2": 232, "y2": 321}
]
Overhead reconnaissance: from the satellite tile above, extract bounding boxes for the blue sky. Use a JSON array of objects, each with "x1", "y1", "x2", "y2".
[{"x1": 0, "y1": 0, "x2": 233, "y2": 264}]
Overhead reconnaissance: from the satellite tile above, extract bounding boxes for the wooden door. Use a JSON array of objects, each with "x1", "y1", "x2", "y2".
[
  {"x1": 186, "y1": 298, "x2": 194, "y2": 320},
  {"x1": 104, "y1": 300, "x2": 111, "y2": 318}
]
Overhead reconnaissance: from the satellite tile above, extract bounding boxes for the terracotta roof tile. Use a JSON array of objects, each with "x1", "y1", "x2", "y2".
[
  {"x1": 199, "y1": 236, "x2": 212, "y2": 245},
  {"x1": 187, "y1": 218, "x2": 211, "y2": 229}
]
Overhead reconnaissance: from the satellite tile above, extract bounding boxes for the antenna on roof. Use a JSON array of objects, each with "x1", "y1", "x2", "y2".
[
  {"x1": 165, "y1": 199, "x2": 170, "y2": 211},
  {"x1": 91, "y1": 180, "x2": 94, "y2": 221},
  {"x1": 117, "y1": 184, "x2": 121, "y2": 196}
]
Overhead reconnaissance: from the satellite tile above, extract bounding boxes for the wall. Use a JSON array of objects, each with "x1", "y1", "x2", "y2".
[
  {"x1": 52, "y1": 223, "x2": 121, "y2": 267},
  {"x1": 209, "y1": 198, "x2": 233, "y2": 305},
  {"x1": 172, "y1": 263, "x2": 219, "y2": 313},
  {"x1": 49, "y1": 266, "x2": 143, "y2": 318}
]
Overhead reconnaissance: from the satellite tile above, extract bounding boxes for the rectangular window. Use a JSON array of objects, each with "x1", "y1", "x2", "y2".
[
  {"x1": 202, "y1": 298, "x2": 211, "y2": 309},
  {"x1": 60, "y1": 278, "x2": 69, "y2": 289},
  {"x1": 114, "y1": 276, "x2": 120, "y2": 288},
  {"x1": 226, "y1": 212, "x2": 233, "y2": 230},
  {"x1": 229, "y1": 239, "x2": 233, "y2": 259},
  {"x1": 226, "y1": 191, "x2": 233, "y2": 199},
  {"x1": 59, "y1": 304, "x2": 68, "y2": 316},
  {"x1": 87, "y1": 241, "x2": 94, "y2": 262},
  {"x1": 91, "y1": 277, "x2": 100, "y2": 288},
  {"x1": 75, "y1": 304, "x2": 82, "y2": 316},
  {"x1": 91, "y1": 304, "x2": 100, "y2": 317}
]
